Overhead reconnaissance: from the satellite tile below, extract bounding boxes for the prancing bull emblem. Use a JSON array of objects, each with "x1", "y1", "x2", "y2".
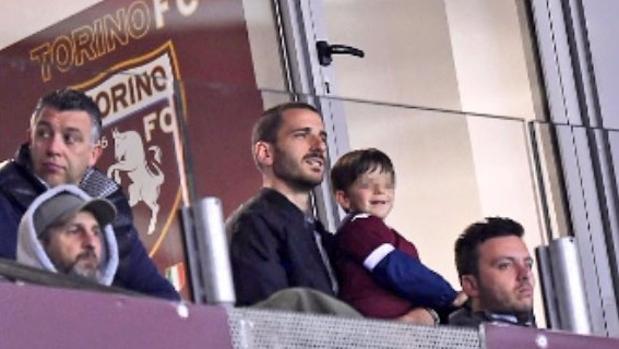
[{"x1": 107, "y1": 129, "x2": 165, "y2": 235}]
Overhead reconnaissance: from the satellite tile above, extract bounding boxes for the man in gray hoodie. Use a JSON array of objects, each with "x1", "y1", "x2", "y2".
[{"x1": 17, "y1": 184, "x2": 119, "y2": 285}]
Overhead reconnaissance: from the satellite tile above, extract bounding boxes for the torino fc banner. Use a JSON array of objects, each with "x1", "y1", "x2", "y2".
[{"x1": 0, "y1": 0, "x2": 264, "y2": 300}]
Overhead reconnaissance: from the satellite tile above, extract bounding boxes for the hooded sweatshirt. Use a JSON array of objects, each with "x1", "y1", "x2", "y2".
[{"x1": 16, "y1": 185, "x2": 119, "y2": 286}]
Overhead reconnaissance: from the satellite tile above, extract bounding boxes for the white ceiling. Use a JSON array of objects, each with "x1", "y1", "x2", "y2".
[{"x1": 0, "y1": 0, "x2": 101, "y2": 50}]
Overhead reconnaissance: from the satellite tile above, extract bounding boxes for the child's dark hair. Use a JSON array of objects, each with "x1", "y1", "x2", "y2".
[{"x1": 331, "y1": 148, "x2": 395, "y2": 192}]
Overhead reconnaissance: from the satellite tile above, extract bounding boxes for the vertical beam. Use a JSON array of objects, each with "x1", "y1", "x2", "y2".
[
  {"x1": 274, "y1": 0, "x2": 351, "y2": 231},
  {"x1": 530, "y1": 0, "x2": 619, "y2": 335}
]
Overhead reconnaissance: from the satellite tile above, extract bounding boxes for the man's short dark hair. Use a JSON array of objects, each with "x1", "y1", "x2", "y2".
[
  {"x1": 251, "y1": 102, "x2": 320, "y2": 146},
  {"x1": 31, "y1": 88, "x2": 103, "y2": 143},
  {"x1": 455, "y1": 217, "x2": 524, "y2": 278},
  {"x1": 331, "y1": 148, "x2": 395, "y2": 193}
]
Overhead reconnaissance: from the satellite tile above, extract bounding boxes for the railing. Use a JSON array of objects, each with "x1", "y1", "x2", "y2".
[{"x1": 2, "y1": 281, "x2": 618, "y2": 349}]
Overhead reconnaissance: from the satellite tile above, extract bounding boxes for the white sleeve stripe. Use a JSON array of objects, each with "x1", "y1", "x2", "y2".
[
  {"x1": 363, "y1": 243, "x2": 395, "y2": 271},
  {"x1": 350, "y1": 213, "x2": 370, "y2": 222}
]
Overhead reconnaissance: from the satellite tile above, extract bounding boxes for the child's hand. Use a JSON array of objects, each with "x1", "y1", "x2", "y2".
[
  {"x1": 452, "y1": 290, "x2": 468, "y2": 307},
  {"x1": 397, "y1": 307, "x2": 437, "y2": 326}
]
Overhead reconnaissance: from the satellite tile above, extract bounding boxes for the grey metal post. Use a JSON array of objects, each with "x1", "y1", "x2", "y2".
[
  {"x1": 549, "y1": 237, "x2": 592, "y2": 334},
  {"x1": 538, "y1": 237, "x2": 592, "y2": 334},
  {"x1": 192, "y1": 197, "x2": 236, "y2": 305}
]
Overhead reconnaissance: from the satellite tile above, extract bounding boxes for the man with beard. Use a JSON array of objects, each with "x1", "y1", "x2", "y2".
[
  {"x1": 226, "y1": 102, "x2": 339, "y2": 306},
  {"x1": 450, "y1": 217, "x2": 537, "y2": 327},
  {"x1": 17, "y1": 185, "x2": 119, "y2": 286}
]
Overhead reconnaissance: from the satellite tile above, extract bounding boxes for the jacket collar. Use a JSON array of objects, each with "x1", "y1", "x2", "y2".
[
  {"x1": 259, "y1": 188, "x2": 307, "y2": 219},
  {"x1": 258, "y1": 188, "x2": 327, "y2": 232},
  {"x1": 14, "y1": 143, "x2": 49, "y2": 189}
]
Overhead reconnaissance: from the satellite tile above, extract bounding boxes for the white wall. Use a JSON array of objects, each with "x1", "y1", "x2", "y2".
[
  {"x1": 444, "y1": 0, "x2": 546, "y2": 324},
  {"x1": 0, "y1": 1, "x2": 101, "y2": 50}
]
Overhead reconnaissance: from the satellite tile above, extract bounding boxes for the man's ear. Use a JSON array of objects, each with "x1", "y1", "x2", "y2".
[
  {"x1": 89, "y1": 143, "x2": 103, "y2": 167},
  {"x1": 254, "y1": 141, "x2": 274, "y2": 167},
  {"x1": 461, "y1": 274, "x2": 480, "y2": 298},
  {"x1": 335, "y1": 190, "x2": 351, "y2": 211}
]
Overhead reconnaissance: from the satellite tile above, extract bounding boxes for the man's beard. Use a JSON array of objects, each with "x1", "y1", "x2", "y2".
[
  {"x1": 478, "y1": 282, "x2": 533, "y2": 315},
  {"x1": 272, "y1": 147, "x2": 323, "y2": 191},
  {"x1": 66, "y1": 250, "x2": 101, "y2": 282}
]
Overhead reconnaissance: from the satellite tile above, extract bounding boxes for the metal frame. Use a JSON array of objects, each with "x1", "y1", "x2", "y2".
[{"x1": 272, "y1": 0, "x2": 351, "y2": 231}]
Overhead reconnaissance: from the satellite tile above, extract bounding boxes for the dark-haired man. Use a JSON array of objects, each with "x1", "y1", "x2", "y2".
[
  {"x1": 0, "y1": 88, "x2": 179, "y2": 300},
  {"x1": 226, "y1": 102, "x2": 339, "y2": 306},
  {"x1": 450, "y1": 217, "x2": 536, "y2": 327}
]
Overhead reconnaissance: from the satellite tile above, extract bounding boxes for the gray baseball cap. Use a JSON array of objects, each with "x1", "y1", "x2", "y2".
[{"x1": 34, "y1": 192, "x2": 117, "y2": 237}]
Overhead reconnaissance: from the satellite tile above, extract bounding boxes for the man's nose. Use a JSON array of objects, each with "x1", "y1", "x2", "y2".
[
  {"x1": 45, "y1": 134, "x2": 64, "y2": 155},
  {"x1": 516, "y1": 263, "x2": 532, "y2": 281},
  {"x1": 81, "y1": 230, "x2": 98, "y2": 247},
  {"x1": 310, "y1": 134, "x2": 327, "y2": 152}
]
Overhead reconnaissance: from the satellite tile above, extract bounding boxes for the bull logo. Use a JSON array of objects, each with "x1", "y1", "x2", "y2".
[{"x1": 107, "y1": 128, "x2": 165, "y2": 235}]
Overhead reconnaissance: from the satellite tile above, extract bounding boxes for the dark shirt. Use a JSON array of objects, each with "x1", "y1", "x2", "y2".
[
  {"x1": 449, "y1": 306, "x2": 536, "y2": 328},
  {"x1": 0, "y1": 144, "x2": 179, "y2": 300},
  {"x1": 226, "y1": 188, "x2": 336, "y2": 306}
]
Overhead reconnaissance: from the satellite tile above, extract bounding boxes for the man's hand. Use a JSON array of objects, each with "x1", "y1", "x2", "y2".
[
  {"x1": 397, "y1": 307, "x2": 437, "y2": 326},
  {"x1": 452, "y1": 290, "x2": 468, "y2": 307}
]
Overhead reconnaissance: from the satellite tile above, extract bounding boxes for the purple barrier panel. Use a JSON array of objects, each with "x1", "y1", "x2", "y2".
[
  {"x1": 0, "y1": 282, "x2": 232, "y2": 349},
  {"x1": 484, "y1": 323, "x2": 619, "y2": 349}
]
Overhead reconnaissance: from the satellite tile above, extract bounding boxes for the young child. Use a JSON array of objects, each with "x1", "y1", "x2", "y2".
[{"x1": 331, "y1": 148, "x2": 465, "y2": 325}]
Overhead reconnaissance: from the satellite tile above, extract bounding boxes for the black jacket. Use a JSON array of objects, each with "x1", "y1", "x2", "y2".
[
  {"x1": 448, "y1": 306, "x2": 536, "y2": 328},
  {"x1": 226, "y1": 188, "x2": 336, "y2": 306}
]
